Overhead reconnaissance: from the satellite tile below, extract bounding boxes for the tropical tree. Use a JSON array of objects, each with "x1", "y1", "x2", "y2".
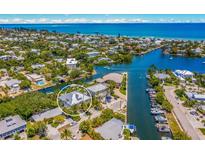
[
  {"x1": 70, "y1": 69, "x2": 81, "y2": 79},
  {"x1": 20, "y1": 80, "x2": 31, "y2": 89},
  {"x1": 13, "y1": 133, "x2": 21, "y2": 140},
  {"x1": 60, "y1": 129, "x2": 72, "y2": 140},
  {"x1": 79, "y1": 120, "x2": 92, "y2": 133}
]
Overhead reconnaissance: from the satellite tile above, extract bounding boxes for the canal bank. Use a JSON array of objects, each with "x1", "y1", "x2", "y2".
[{"x1": 39, "y1": 49, "x2": 205, "y2": 140}]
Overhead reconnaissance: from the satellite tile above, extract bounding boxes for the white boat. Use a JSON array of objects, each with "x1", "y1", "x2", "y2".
[
  {"x1": 202, "y1": 62, "x2": 205, "y2": 64},
  {"x1": 154, "y1": 115, "x2": 167, "y2": 123},
  {"x1": 169, "y1": 57, "x2": 173, "y2": 60},
  {"x1": 104, "y1": 66, "x2": 110, "y2": 69},
  {"x1": 151, "y1": 108, "x2": 165, "y2": 115}
]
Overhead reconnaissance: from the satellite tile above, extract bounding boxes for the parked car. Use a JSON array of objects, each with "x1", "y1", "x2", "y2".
[{"x1": 190, "y1": 110, "x2": 199, "y2": 116}]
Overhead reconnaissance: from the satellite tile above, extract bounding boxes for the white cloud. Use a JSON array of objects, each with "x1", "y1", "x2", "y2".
[{"x1": 0, "y1": 17, "x2": 205, "y2": 24}]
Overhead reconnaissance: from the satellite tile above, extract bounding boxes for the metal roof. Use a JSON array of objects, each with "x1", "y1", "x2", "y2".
[
  {"x1": 31, "y1": 107, "x2": 62, "y2": 122},
  {"x1": 59, "y1": 91, "x2": 91, "y2": 106},
  {"x1": 0, "y1": 115, "x2": 26, "y2": 135},
  {"x1": 87, "y1": 84, "x2": 107, "y2": 93}
]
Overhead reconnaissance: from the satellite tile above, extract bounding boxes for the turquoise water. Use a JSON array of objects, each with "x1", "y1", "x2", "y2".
[
  {"x1": 39, "y1": 49, "x2": 205, "y2": 139},
  {"x1": 94, "y1": 49, "x2": 205, "y2": 140},
  {"x1": 1, "y1": 23, "x2": 205, "y2": 40},
  {"x1": 36, "y1": 80, "x2": 45, "y2": 86}
]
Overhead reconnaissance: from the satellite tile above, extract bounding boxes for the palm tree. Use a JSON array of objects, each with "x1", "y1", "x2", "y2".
[
  {"x1": 61, "y1": 129, "x2": 72, "y2": 140},
  {"x1": 13, "y1": 133, "x2": 21, "y2": 140}
]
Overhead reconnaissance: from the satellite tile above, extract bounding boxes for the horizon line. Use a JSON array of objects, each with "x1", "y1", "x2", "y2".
[{"x1": 1, "y1": 22, "x2": 205, "y2": 24}]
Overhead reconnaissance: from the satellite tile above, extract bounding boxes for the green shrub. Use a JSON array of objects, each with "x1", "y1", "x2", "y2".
[
  {"x1": 0, "y1": 92, "x2": 57, "y2": 120},
  {"x1": 123, "y1": 129, "x2": 131, "y2": 140}
]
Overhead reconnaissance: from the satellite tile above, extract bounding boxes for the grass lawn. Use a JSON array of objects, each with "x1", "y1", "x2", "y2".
[
  {"x1": 199, "y1": 128, "x2": 205, "y2": 135},
  {"x1": 119, "y1": 87, "x2": 126, "y2": 95},
  {"x1": 120, "y1": 74, "x2": 127, "y2": 95},
  {"x1": 166, "y1": 113, "x2": 181, "y2": 133},
  {"x1": 166, "y1": 113, "x2": 191, "y2": 140}
]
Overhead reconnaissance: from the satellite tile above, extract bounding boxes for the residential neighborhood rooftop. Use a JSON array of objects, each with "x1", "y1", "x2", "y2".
[
  {"x1": 0, "y1": 115, "x2": 26, "y2": 135},
  {"x1": 87, "y1": 83, "x2": 108, "y2": 93},
  {"x1": 97, "y1": 73, "x2": 123, "y2": 84},
  {"x1": 59, "y1": 91, "x2": 91, "y2": 107},
  {"x1": 31, "y1": 107, "x2": 63, "y2": 122},
  {"x1": 154, "y1": 73, "x2": 170, "y2": 80},
  {"x1": 66, "y1": 58, "x2": 78, "y2": 65},
  {"x1": 95, "y1": 118, "x2": 123, "y2": 140}
]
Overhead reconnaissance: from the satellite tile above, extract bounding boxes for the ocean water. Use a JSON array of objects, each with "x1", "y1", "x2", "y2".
[
  {"x1": 1, "y1": 23, "x2": 205, "y2": 40},
  {"x1": 2, "y1": 23, "x2": 205, "y2": 139}
]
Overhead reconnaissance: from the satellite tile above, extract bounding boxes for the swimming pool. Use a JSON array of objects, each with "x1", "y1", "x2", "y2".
[{"x1": 36, "y1": 80, "x2": 45, "y2": 86}]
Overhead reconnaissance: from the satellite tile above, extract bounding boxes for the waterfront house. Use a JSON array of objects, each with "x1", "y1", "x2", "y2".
[
  {"x1": 66, "y1": 58, "x2": 78, "y2": 69},
  {"x1": 95, "y1": 118, "x2": 123, "y2": 140},
  {"x1": 25, "y1": 73, "x2": 46, "y2": 86},
  {"x1": 0, "y1": 115, "x2": 26, "y2": 139},
  {"x1": 86, "y1": 51, "x2": 100, "y2": 58},
  {"x1": 192, "y1": 47, "x2": 202, "y2": 54},
  {"x1": 173, "y1": 70, "x2": 194, "y2": 80},
  {"x1": 59, "y1": 91, "x2": 91, "y2": 107},
  {"x1": 31, "y1": 107, "x2": 63, "y2": 122},
  {"x1": 154, "y1": 73, "x2": 170, "y2": 80},
  {"x1": 98, "y1": 57, "x2": 112, "y2": 63},
  {"x1": 87, "y1": 83, "x2": 108, "y2": 98},
  {"x1": 96, "y1": 73, "x2": 123, "y2": 87}
]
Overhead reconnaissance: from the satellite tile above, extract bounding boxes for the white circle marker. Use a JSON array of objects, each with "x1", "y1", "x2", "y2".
[{"x1": 56, "y1": 84, "x2": 92, "y2": 117}]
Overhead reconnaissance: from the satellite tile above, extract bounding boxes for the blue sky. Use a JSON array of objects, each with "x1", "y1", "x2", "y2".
[{"x1": 0, "y1": 14, "x2": 205, "y2": 23}]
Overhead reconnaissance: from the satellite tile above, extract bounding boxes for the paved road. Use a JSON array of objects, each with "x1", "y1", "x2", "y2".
[{"x1": 164, "y1": 86, "x2": 201, "y2": 140}]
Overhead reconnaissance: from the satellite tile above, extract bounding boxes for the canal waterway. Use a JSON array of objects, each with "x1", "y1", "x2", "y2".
[{"x1": 39, "y1": 49, "x2": 205, "y2": 139}]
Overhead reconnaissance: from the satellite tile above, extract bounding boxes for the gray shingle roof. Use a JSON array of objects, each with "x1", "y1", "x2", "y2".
[
  {"x1": 31, "y1": 107, "x2": 62, "y2": 122},
  {"x1": 95, "y1": 118, "x2": 123, "y2": 140}
]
